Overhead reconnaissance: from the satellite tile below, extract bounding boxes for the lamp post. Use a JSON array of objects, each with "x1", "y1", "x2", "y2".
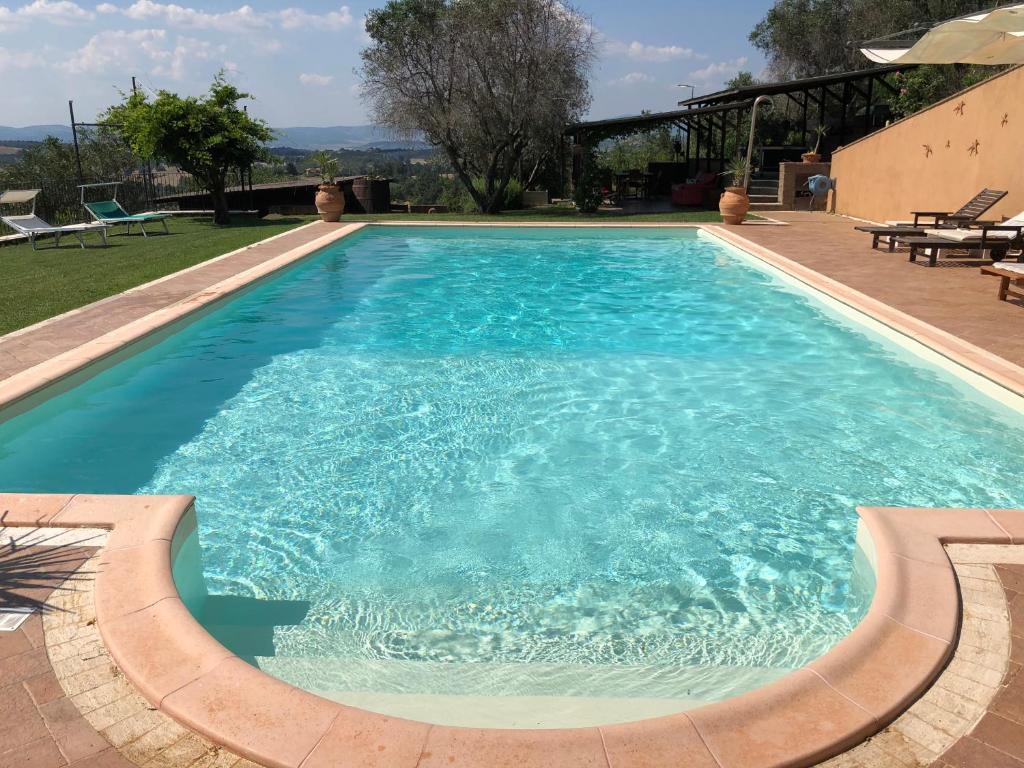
[
  {"x1": 676, "y1": 83, "x2": 696, "y2": 101},
  {"x1": 743, "y1": 95, "x2": 773, "y2": 190}
]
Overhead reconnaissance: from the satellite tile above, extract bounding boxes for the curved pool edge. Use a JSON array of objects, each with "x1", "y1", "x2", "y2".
[{"x1": 5, "y1": 493, "x2": 1018, "y2": 768}]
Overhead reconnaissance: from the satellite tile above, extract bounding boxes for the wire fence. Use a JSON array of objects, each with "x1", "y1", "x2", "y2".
[{"x1": 1, "y1": 125, "x2": 251, "y2": 237}]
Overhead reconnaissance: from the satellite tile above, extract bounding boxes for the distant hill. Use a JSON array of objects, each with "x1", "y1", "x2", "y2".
[
  {"x1": 0, "y1": 124, "x2": 426, "y2": 150},
  {"x1": 0, "y1": 125, "x2": 74, "y2": 142},
  {"x1": 269, "y1": 125, "x2": 427, "y2": 150}
]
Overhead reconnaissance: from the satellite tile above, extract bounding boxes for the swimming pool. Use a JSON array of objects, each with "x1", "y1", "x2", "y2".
[{"x1": 2, "y1": 225, "x2": 1022, "y2": 728}]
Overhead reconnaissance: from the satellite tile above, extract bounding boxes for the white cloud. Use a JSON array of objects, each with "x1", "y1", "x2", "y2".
[
  {"x1": 151, "y1": 35, "x2": 220, "y2": 79},
  {"x1": 97, "y1": 0, "x2": 352, "y2": 32},
  {"x1": 0, "y1": 0, "x2": 93, "y2": 29},
  {"x1": 689, "y1": 56, "x2": 749, "y2": 84},
  {"x1": 299, "y1": 72, "x2": 332, "y2": 86},
  {"x1": 0, "y1": 45, "x2": 45, "y2": 69},
  {"x1": 608, "y1": 71, "x2": 654, "y2": 86},
  {"x1": 278, "y1": 4, "x2": 350, "y2": 29},
  {"x1": 58, "y1": 27, "x2": 224, "y2": 80},
  {"x1": 605, "y1": 40, "x2": 703, "y2": 63}
]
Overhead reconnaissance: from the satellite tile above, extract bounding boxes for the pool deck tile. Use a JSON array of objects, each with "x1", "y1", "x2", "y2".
[
  {"x1": 687, "y1": 668, "x2": 877, "y2": 767},
  {"x1": 160, "y1": 657, "x2": 340, "y2": 768},
  {"x1": 599, "y1": 713, "x2": 720, "y2": 768},
  {"x1": 299, "y1": 707, "x2": 432, "y2": 768},
  {"x1": 93, "y1": 540, "x2": 179, "y2": 619},
  {"x1": 416, "y1": 725, "x2": 609, "y2": 768},
  {"x1": 810, "y1": 615, "x2": 951, "y2": 722},
  {"x1": 0, "y1": 493, "x2": 75, "y2": 525},
  {"x1": 98, "y1": 598, "x2": 235, "y2": 707}
]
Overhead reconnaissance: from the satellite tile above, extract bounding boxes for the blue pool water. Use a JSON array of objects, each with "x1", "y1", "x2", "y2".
[{"x1": 2, "y1": 226, "x2": 1023, "y2": 724}]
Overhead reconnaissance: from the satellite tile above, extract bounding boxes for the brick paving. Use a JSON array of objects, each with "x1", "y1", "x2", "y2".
[
  {"x1": 726, "y1": 212, "x2": 1024, "y2": 368},
  {"x1": 0, "y1": 541, "x2": 131, "y2": 768},
  {"x1": 933, "y1": 564, "x2": 1024, "y2": 767}
]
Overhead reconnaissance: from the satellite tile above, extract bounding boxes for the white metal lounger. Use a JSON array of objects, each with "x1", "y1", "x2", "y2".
[{"x1": 0, "y1": 190, "x2": 109, "y2": 250}]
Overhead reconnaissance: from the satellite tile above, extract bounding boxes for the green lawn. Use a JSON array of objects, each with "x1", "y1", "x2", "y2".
[
  {"x1": 0, "y1": 216, "x2": 313, "y2": 336},
  {"x1": 0, "y1": 207, "x2": 736, "y2": 337}
]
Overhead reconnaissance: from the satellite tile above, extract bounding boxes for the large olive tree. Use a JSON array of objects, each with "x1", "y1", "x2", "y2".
[
  {"x1": 104, "y1": 75, "x2": 273, "y2": 225},
  {"x1": 360, "y1": 0, "x2": 594, "y2": 214}
]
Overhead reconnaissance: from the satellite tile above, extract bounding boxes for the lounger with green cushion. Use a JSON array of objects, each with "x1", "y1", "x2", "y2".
[
  {"x1": 853, "y1": 188, "x2": 1008, "y2": 250},
  {"x1": 0, "y1": 190, "x2": 109, "y2": 250},
  {"x1": 83, "y1": 199, "x2": 170, "y2": 237}
]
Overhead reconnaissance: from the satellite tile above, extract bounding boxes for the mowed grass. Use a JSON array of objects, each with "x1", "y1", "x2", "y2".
[{"x1": 0, "y1": 216, "x2": 313, "y2": 336}]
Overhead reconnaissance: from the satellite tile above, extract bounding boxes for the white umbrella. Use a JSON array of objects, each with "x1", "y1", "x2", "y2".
[{"x1": 861, "y1": 4, "x2": 1024, "y2": 64}]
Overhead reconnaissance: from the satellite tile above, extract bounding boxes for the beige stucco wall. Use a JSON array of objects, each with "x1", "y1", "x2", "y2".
[{"x1": 830, "y1": 65, "x2": 1024, "y2": 223}]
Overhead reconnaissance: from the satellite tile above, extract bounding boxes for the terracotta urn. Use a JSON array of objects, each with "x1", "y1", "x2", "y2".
[
  {"x1": 314, "y1": 184, "x2": 344, "y2": 222},
  {"x1": 801, "y1": 152, "x2": 822, "y2": 163},
  {"x1": 719, "y1": 187, "x2": 749, "y2": 225}
]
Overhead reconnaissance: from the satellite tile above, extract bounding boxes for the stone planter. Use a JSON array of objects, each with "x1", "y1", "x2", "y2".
[
  {"x1": 314, "y1": 184, "x2": 344, "y2": 222},
  {"x1": 351, "y1": 177, "x2": 391, "y2": 214},
  {"x1": 801, "y1": 153, "x2": 822, "y2": 163},
  {"x1": 719, "y1": 187, "x2": 750, "y2": 224}
]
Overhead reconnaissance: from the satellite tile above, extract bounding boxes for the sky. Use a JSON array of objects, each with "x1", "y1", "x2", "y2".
[{"x1": 0, "y1": 0, "x2": 770, "y2": 127}]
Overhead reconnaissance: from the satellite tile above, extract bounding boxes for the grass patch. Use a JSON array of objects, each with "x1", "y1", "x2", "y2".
[
  {"x1": 338, "y1": 207, "x2": 737, "y2": 223},
  {"x1": 0, "y1": 216, "x2": 312, "y2": 336}
]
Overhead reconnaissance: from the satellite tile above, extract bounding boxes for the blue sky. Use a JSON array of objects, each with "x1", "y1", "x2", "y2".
[{"x1": 0, "y1": 0, "x2": 770, "y2": 127}]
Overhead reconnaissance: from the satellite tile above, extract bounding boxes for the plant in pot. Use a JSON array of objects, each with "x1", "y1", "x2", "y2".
[
  {"x1": 802, "y1": 125, "x2": 827, "y2": 163},
  {"x1": 718, "y1": 156, "x2": 751, "y2": 225},
  {"x1": 311, "y1": 151, "x2": 344, "y2": 222}
]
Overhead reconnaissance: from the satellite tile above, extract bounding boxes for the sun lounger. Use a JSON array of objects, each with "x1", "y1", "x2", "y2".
[
  {"x1": 853, "y1": 188, "x2": 1008, "y2": 250},
  {"x1": 981, "y1": 263, "x2": 1024, "y2": 302},
  {"x1": 0, "y1": 190, "x2": 109, "y2": 250},
  {"x1": 79, "y1": 182, "x2": 171, "y2": 237},
  {"x1": 896, "y1": 234, "x2": 1019, "y2": 267}
]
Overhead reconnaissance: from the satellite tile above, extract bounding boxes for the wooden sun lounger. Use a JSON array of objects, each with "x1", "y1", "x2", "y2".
[
  {"x1": 854, "y1": 188, "x2": 1008, "y2": 250},
  {"x1": 896, "y1": 235, "x2": 1016, "y2": 267},
  {"x1": 981, "y1": 265, "x2": 1024, "y2": 302}
]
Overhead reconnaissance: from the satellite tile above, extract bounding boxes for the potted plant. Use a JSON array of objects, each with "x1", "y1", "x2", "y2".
[
  {"x1": 802, "y1": 125, "x2": 827, "y2": 163},
  {"x1": 311, "y1": 150, "x2": 344, "y2": 222},
  {"x1": 718, "y1": 156, "x2": 750, "y2": 225}
]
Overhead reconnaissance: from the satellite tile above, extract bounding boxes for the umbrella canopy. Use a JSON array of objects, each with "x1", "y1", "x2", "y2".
[{"x1": 861, "y1": 4, "x2": 1024, "y2": 64}]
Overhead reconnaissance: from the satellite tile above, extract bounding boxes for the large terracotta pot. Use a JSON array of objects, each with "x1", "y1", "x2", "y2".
[
  {"x1": 719, "y1": 187, "x2": 749, "y2": 225},
  {"x1": 801, "y1": 152, "x2": 822, "y2": 163},
  {"x1": 314, "y1": 184, "x2": 344, "y2": 222}
]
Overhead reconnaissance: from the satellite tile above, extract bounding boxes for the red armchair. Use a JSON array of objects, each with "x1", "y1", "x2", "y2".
[{"x1": 671, "y1": 172, "x2": 718, "y2": 207}]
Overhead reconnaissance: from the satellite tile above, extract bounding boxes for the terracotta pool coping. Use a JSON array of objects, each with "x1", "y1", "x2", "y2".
[{"x1": 4, "y1": 494, "x2": 1023, "y2": 767}]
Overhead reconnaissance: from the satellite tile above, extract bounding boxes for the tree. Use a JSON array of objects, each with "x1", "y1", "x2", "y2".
[
  {"x1": 103, "y1": 74, "x2": 274, "y2": 225},
  {"x1": 750, "y1": 0, "x2": 995, "y2": 79},
  {"x1": 360, "y1": 0, "x2": 595, "y2": 214}
]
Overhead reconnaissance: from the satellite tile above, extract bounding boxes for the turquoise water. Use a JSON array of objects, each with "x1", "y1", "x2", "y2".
[{"x1": 2, "y1": 226, "x2": 1023, "y2": 722}]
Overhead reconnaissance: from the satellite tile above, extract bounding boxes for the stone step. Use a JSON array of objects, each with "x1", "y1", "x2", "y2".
[{"x1": 749, "y1": 194, "x2": 779, "y2": 203}]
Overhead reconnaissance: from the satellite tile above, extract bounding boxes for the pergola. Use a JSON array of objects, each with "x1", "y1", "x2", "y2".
[{"x1": 565, "y1": 64, "x2": 911, "y2": 184}]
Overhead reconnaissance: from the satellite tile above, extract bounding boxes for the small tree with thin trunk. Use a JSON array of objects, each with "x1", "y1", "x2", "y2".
[
  {"x1": 360, "y1": 0, "x2": 594, "y2": 214},
  {"x1": 103, "y1": 74, "x2": 274, "y2": 225}
]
